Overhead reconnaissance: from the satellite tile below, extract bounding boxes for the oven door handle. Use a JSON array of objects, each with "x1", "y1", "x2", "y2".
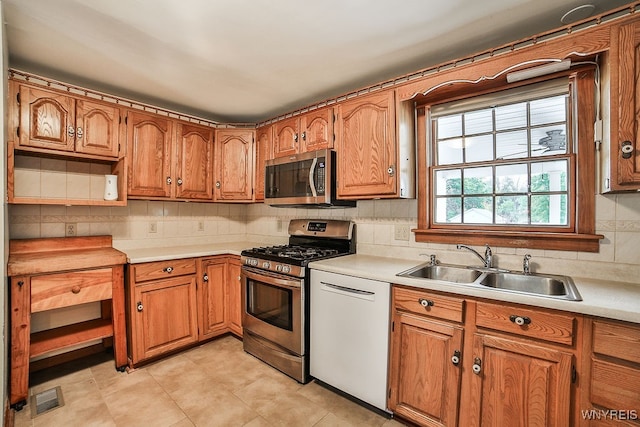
[{"x1": 242, "y1": 268, "x2": 302, "y2": 290}]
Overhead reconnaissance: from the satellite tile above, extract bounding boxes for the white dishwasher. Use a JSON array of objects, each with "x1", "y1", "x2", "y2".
[{"x1": 310, "y1": 269, "x2": 391, "y2": 412}]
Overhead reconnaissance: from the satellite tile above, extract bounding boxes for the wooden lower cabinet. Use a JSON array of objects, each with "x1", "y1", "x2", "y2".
[
  {"x1": 466, "y1": 333, "x2": 573, "y2": 427},
  {"x1": 388, "y1": 311, "x2": 463, "y2": 426},
  {"x1": 581, "y1": 318, "x2": 640, "y2": 426},
  {"x1": 389, "y1": 285, "x2": 581, "y2": 427},
  {"x1": 226, "y1": 257, "x2": 243, "y2": 336},
  {"x1": 129, "y1": 273, "x2": 198, "y2": 364},
  {"x1": 127, "y1": 255, "x2": 242, "y2": 366}
]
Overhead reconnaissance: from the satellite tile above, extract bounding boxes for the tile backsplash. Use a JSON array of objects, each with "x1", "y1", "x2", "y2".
[{"x1": 8, "y1": 194, "x2": 640, "y2": 283}]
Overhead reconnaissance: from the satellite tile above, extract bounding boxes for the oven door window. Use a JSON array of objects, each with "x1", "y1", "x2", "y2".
[{"x1": 246, "y1": 279, "x2": 293, "y2": 331}]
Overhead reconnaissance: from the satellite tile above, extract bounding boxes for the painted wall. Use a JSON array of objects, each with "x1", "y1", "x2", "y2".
[{"x1": 7, "y1": 194, "x2": 640, "y2": 284}]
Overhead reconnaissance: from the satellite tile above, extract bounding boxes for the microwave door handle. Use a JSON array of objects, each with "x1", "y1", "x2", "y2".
[{"x1": 308, "y1": 157, "x2": 318, "y2": 197}]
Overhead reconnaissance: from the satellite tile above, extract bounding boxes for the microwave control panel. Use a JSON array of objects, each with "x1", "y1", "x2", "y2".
[{"x1": 316, "y1": 159, "x2": 326, "y2": 194}]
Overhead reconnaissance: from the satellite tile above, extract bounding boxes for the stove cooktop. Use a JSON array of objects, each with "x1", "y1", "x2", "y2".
[{"x1": 241, "y1": 244, "x2": 344, "y2": 265}]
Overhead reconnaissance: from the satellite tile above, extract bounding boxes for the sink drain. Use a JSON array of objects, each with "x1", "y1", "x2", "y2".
[{"x1": 31, "y1": 386, "x2": 64, "y2": 417}]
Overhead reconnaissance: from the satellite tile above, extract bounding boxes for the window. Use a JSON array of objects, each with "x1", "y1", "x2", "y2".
[{"x1": 415, "y1": 70, "x2": 602, "y2": 251}]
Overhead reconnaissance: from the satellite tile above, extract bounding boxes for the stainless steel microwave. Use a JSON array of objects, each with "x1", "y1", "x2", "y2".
[{"x1": 264, "y1": 149, "x2": 355, "y2": 207}]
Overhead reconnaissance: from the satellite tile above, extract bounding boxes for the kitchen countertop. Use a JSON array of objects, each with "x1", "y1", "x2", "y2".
[
  {"x1": 123, "y1": 241, "x2": 260, "y2": 264},
  {"x1": 309, "y1": 254, "x2": 640, "y2": 325}
]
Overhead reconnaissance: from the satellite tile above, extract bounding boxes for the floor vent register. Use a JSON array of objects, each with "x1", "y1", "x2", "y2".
[{"x1": 31, "y1": 386, "x2": 64, "y2": 417}]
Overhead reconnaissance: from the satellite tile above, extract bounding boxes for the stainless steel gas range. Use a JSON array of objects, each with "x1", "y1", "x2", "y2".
[{"x1": 240, "y1": 219, "x2": 355, "y2": 383}]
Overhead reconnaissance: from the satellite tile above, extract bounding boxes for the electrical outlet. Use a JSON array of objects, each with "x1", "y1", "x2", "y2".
[
  {"x1": 149, "y1": 221, "x2": 157, "y2": 233},
  {"x1": 198, "y1": 220, "x2": 205, "y2": 232},
  {"x1": 394, "y1": 224, "x2": 410, "y2": 241},
  {"x1": 65, "y1": 223, "x2": 77, "y2": 237},
  {"x1": 276, "y1": 219, "x2": 283, "y2": 232}
]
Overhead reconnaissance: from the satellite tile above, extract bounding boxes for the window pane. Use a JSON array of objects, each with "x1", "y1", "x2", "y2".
[
  {"x1": 531, "y1": 161, "x2": 567, "y2": 192},
  {"x1": 532, "y1": 194, "x2": 567, "y2": 225},
  {"x1": 531, "y1": 126, "x2": 567, "y2": 156},
  {"x1": 463, "y1": 167, "x2": 492, "y2": 194},
  {"x1": 463, "y1": 197, "x2": 493, "y2": 223},
  {"x1": 465, "y1": 109, "x2": 493, "y2": 134},
  {"x1": 437, "y1": 138, "x2": 463, "y2": 165},
  {"x1": 496, "y1": 102, "x2": 527, "y2": 130},
  {"x1": 530, "y1": 95, "x2": 566, "y2": 126},
  {"x1": 437, "y1": 115, "x2": 462, "y2": 139},
  {"x1": 496, "y1": 196, "x2": 529, "y2": 224},
  {"x1": 435, "y1": 169, "x2": 461, "y2": 195},
  {"x1": 465, "y1": 134, "x2": 494, "y2": 163},
  {"x1": 496, "y1": 164, "x2": 528, "y2": 193},
  {"x1": 496, "y1": 130, "x2": 528, "y2": 160},
  {"x1": 435, "y1": 197, "x2": 461, "y2": 223}
]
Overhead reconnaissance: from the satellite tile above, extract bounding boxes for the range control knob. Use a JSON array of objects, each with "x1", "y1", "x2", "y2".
[
  {"x1": 262, "y1": 261, "x2": 271, "y2": 269},
  {"x1": 282, "y1": 265, "x2": 291, "y2": 274},
  {"x1": 276, "y1": 265, "x2": 283, "y2": 272}
]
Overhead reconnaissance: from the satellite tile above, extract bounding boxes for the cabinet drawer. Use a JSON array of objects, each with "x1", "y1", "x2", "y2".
[
  {"x1": 31, "y1": 268, "x2": 113, "y2": 312},
  {"x1": 475, "y1": 301, "x2": 575, "y2": 345},
  {"x1": 592, "y1": 319, "x2": 640, "y2": 364},
  {"x1": 133, "y1": 258, "x2": 196, "y2": 283},
  {"x1": 590, "y1": 358, "x2": 640, "y2": 411},
  {"x1": 393, "y1": 286, "x2": 465, "y2": 323}
]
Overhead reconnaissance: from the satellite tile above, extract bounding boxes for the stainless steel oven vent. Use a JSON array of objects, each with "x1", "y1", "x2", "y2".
[{"x1": 31, "y1": 386, "x2": 64, "y2": 417}]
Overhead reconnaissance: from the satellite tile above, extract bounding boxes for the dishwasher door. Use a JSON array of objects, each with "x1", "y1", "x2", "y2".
[{"x1": 310, "y1": 269, "x2": 391, "y2": 411}]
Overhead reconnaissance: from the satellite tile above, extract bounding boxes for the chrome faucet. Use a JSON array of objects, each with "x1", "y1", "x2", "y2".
[
  {"x1": 456, "y1": 244, "x2": 492, "y2": 268},
  {"x1": 523, "y1": 254, "x2": 532, "y2": 275}
]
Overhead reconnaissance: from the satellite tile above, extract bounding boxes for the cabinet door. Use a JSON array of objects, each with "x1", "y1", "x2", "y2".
[
  {"x1": 254, "y1": 125, "x2": 273, "y2": 201},
  {"x1": 300, "y1": 107, "x2": 333, "y2": 152},
  {"x1": 466, "y1": 333, "x2": 572, "y2": 427},
  {"x1": 214, "y1": 129, "x2": 254, "y2": 201},
  {"x1": 18, "y1": 85, "x2": 75, "y2": 152},
  {"x1": 611, "y1": 21, "x2": 640, "y2": 189},
  {"x1": 226, "y1": 258, "x2": 242, "y2": 336},
  {"x1": 199, "y1": 258, "x2": 227, "y2": 340},
  {"x1": 175, "y1": 123, "x2": 214, "y2": 200},
  {"x1": 336, "y1": 90, "x2": 397, "y2": 198},
  {"x1": 273, "y1": 116, "x2": 299, "y2": 157},
  {"x1": 127, "y1": 111, "x2": 173, "y2": 198},
  {"x1": 388, "y1": 312, "x2": 463, "y2": 426},
  {"x1": 131, "y1": 276, "x2": 198, "y2": 363},
  {"x1": 75, "y1": 99, "x2": 120, "y2": 158}
]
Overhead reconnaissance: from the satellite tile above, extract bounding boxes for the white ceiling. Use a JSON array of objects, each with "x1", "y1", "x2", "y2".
[{"x1": 4, "y1": 0, "x2": 633, "y2": 123}]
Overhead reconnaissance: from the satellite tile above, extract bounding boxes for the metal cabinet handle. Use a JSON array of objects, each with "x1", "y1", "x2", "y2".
[
  {"x1": 67, "y1": 126, "x2": 75, "y2": 137},
  {"x1": 215, "y1": 181, "x2": 221, "y2": 188},
  {"x1": 451, "y1": 350, "x2": 461, "y2": 366},
  {"x1": 387, "y1": 165, "x2": 395, "y2": 176},
  {"x1": 17, "y1": 280, "x2": 24, "y2": 287},
  {"x1": 71, "y1": 286, "x2": 81, "y2": 294},
  {"x1": 301, "y1": 131, "x2": 306, "y2": 141},
  {"x1": 621, "y1": 140, "x2": 634, "y2": 159},
  {"x1": 203, "y1": 274, "x2": 209, "y2": 282},
  {"x1": 137, "y1": 302, "x2": 143, "y2": 312},
  {"x1": 293, "y1": 133, "x2": 298, "y2": 142},
  {"x1": 472, "y1": 357, "x2": 482, "y2": 374},
  {"x1": 76, "y1": 127, "x2": 83, "y2": 139},
  {"x1": 166, "y1": 176, "x2": 172, "y2": 185},
  {"x1": 419, "y1": 298, "x2": 434, "y2": 308},
  {"x1": 509, "y1": 315, "x2": 531, "y2": 326},
  {"x1": 177, "y1": 178, "x2": 183, "y2": 186},
  {"x1": 163, "y1": 266, "x2": 174, "y2": 273}
]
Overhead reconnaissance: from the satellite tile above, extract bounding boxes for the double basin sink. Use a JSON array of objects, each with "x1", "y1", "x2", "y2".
[{"x1": 397, "y1": 263, "x2": 582, "y2": 301}]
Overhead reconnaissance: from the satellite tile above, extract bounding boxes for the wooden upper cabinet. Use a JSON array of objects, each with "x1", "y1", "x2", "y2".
[
  {"x1": 299, "y1": 107, "x2": 334, "y2": 152},
  {"x1": 75, "y1": 99, "x2": 120, "y2": 158},
  {"x1": 272, "y1": 108, "x2": 334, "y2": 158},
  {"x1": 336, "y1": 90, "x2": 397, "y2": 199},
  {"x1": 17, "y1": 84, "x2": 120, "y2": 159},
  {"x1": 175, "y1": 123, "x2": 214, "y2": 200},
  {"x1": 127, "y1": 111, "x2": 173, "y2": 198},
  {"x1": 255, "y1": 125, "x2": 273, "y2": 201},
  {"x1": 214, "y1": 129, "x2": 255, "y2": 201},
  {"x1": 273, "y1": 117, "x2": 299, "y2": 158},
  {"x1": 18, "y1": 85, "x2": 75, "y2": 152},
  {"x1": 610, "y1": 20, "x2": 640, "y2": 190}
]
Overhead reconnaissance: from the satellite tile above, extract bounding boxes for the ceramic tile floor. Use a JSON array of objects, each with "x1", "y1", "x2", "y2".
[{"x1": 14, "y1": 335, "x2": 407, "y2": 427}]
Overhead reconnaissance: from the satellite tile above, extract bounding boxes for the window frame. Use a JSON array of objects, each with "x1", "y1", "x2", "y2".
[{"x1": 414, "y1": 67, "x2": 603, "y2": 252}]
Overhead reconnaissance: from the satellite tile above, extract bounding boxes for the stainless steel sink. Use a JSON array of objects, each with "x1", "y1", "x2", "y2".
[
  {"x1": 478, "y1": 271, "x2": 582, "y2": 301},
  {"x1": 397, "y1": 263, "x2": 482, "y2": 284}
]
